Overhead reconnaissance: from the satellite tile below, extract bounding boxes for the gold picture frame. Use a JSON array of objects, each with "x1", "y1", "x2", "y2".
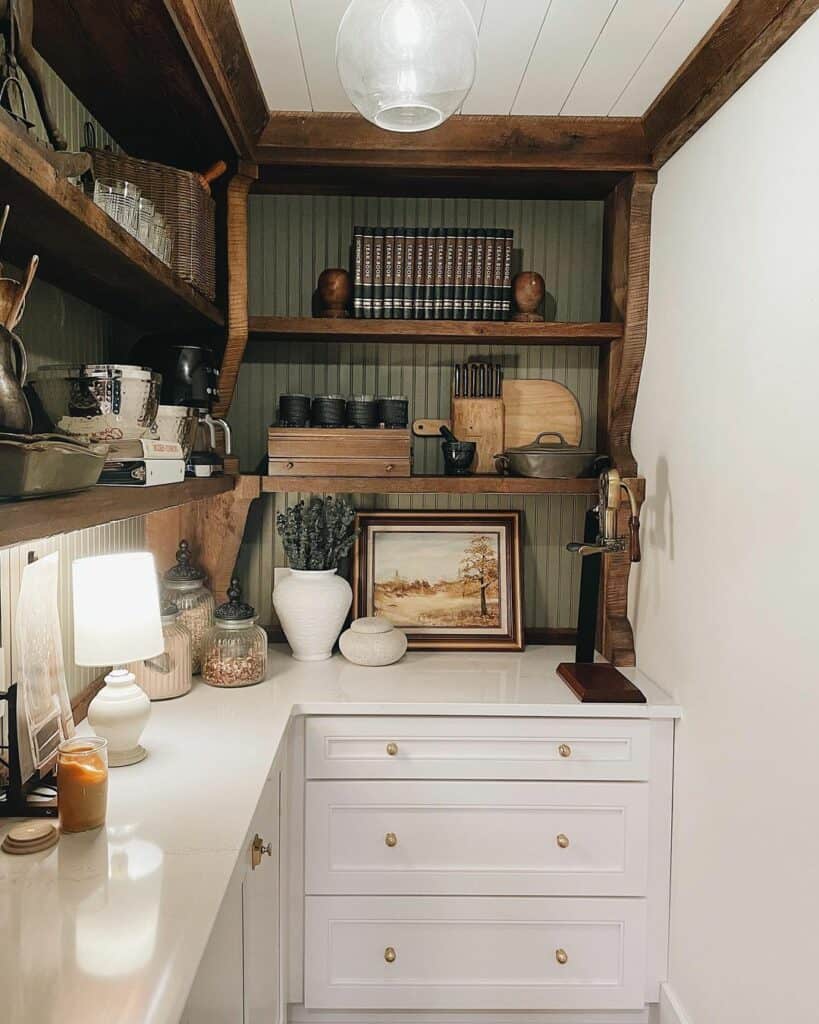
[{"x1": 353, "y1": 511, "x2": 524, "y2": 651}]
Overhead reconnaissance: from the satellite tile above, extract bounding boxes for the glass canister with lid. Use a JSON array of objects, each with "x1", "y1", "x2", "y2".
[
  {"x1": 163, "y1": 540, "x2": 214, "y2": 674},
  {"x1": 131, "y1": 600, "x2": 192, "y2": 700},
  {"x1": 201, "y1": 578, "x2": 267, "y2": 688}
]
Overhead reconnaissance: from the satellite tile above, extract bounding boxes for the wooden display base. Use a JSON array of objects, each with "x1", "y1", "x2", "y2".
[{"x1": 557, "y1": 662, "x2": 646, "y2": 703}]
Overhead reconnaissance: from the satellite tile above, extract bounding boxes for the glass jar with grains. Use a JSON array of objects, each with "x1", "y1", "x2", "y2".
[
  {"x1": 163, "y1": 540, "x2": 214, "y2": 674},
  {"x1": 202, "y1": 578, "x2": 267, "y2": 688},
  {"x1": 130, "y1": 600, "x2": 192, "y2": 700}
]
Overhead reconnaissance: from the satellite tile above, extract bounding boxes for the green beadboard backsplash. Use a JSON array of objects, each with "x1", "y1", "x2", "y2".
[{"x1": 234, "y1": 195, "x2": 604, "y2": 634}]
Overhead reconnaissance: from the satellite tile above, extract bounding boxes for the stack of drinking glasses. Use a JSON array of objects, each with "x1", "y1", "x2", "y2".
[{"x1": 92, "y1": 178, "x2": 173, "y2": 267}]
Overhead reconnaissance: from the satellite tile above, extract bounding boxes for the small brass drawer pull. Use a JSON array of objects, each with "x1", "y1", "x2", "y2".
[
  {"x1": 385, "y1": 464, "x2": 394, "y2": 472},
  {"x1": 386, "y1": 742, "x2": 399, "y2": 756},
  {"x1": 556, "y1": 833, "x2": 570, "y2": 849},
  {"x1": 384, "y1": 946, "x2": 396, "y2": 963},
  {"x1": 385, "y1": 832, "x2": 398, "y2": 847},
  {"x1": 558, "y1": 743, "x2": 572, "y2": 758},
  {"x1": 555, "y1": 948, "x2": 568, "y2": 965}
]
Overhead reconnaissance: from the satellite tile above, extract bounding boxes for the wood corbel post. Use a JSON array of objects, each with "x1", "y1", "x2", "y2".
[
  {"x1": 597, "y1": 170, "x2": 656, "y2": 666},
  {"x1": 144, "y1": 475, "x2": 261, "y2": 604},
  {"x1": 214, "y1": 161, "x2": 258, "y2": 420}
]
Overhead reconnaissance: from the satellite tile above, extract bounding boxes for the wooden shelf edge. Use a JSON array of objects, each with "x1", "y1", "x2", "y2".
[
  {"x1": 249, "y1": 316, "x2": 623, "y2": 346},
  {"x1": 0, "y1": 476, "x2": 235, "y2": 550},
  {"x1": 261, "y1": 475, "x2": 600, "y2": 496},
  {"x1": 0, "y1": 111, "x2": 224, "y2": 329}
]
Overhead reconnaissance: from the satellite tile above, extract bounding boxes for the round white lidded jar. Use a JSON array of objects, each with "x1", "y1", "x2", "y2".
[{"x1": 339, "y1": 616, "x2": 407, "y2": 667}]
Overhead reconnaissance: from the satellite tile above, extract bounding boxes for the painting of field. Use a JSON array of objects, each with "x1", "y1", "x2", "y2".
[{"x1": 372, "y1": 530, "x2": 502, "y2": 629}]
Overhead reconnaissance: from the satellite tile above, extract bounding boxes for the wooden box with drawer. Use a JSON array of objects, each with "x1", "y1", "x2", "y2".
[{"x1": 267, "y1": 427, "x2": 411, "y2": 477}]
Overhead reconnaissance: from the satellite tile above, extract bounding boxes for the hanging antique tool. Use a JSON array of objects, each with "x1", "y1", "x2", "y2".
[{"x1": 557, "y1": 468, "x2": 645, "y2": 702}]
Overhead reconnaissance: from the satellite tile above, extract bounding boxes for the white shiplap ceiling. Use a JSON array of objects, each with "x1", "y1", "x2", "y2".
[{"x1": 233, "y1": 0, "x2": 730, "y2": 117}]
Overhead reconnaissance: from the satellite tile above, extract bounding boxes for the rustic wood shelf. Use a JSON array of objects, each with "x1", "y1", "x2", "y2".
[
  {"x1": 0, "y1": 113, "x2": 224, "y2": 330},
  {"x1": 261, "y1": 475, "x2": 599, "y2": 496},
  {"x1": 249, "y1": 317, "x2": 622, "y2": 346},
  {"x1": 0, "y1": 476, "x2": 235, "y2": 550}
]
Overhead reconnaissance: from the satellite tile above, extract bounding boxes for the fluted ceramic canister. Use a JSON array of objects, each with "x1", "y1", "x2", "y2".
[
  {"x1": 272, "y1": 569, "x2": 352, "y2": 661},
  {"x1": 339, "y1": 616, "x2": 407, "y2": 667}
]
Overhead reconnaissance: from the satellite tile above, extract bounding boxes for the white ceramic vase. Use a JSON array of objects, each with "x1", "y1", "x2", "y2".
[{"x1": 273, "y1": 569, "x2": 352, "y2": 661}]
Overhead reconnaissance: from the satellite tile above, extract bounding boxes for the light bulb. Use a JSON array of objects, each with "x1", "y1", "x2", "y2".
[{"x1": 336, "y1": 0, "x2": 478, "y2": 133}]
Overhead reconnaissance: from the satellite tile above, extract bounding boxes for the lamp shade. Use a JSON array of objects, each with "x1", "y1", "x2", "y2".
[
  {"x1": 336, "y1": 0, "x2": 478, "y2": 133},
  {"x1": 72, "y1": 553, "x2": 163, "y2": 667}
]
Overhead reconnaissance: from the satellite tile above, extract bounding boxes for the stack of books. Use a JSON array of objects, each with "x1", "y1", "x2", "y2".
[
  {"x1": 98, "y1": 439, "x2": 186, "y2": 487},
  {"x1": 352, "y1": 226, "x2": 513, "y2": 321}
]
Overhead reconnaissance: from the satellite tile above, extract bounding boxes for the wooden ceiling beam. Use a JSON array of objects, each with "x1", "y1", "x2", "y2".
[
  {"x1": 164, "y1": 0, "x2": 269, "y2": 159},
  {"x1": 35, "y1": 0, "x2": 267, "y2": 167},
  {"x1": 645, "y1": 0, "x2": 819, "y2": 167},
  {"x1": 256, "y1": 112, "x2": 653, "y2": 174}
]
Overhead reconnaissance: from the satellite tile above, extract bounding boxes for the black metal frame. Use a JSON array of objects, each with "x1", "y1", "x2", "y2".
[{"x1": 0, "y1": 682, "x2": 58, "y2": 818}]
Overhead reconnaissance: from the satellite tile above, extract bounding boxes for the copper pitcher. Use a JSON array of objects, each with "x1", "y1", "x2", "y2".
[{"x1": 0, "y1": 324, "x2": 33, "y2": 433}]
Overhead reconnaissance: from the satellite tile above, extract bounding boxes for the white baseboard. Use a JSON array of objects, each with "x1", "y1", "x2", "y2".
[{"x1": 659, "y1": 985, "x2": 691, "y2": 1024}]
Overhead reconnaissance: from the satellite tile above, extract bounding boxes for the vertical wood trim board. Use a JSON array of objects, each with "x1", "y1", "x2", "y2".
[{"x1": 234, "y1": 195, "x2": 603, "y2": 634}]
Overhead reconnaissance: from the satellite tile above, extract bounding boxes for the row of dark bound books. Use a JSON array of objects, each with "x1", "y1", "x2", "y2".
[{"x1": 352, "y1": 226, "x2": 513, "y2": 320}]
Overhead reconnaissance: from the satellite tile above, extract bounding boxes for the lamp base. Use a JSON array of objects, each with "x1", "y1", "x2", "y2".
[
  {"x1": 108, "y1": 744, "x2": 147, "y2": 768},
  {"x1": 557, "y1": 662, "x2": 646, "y2": 704},
  {"x1": 87, "y1": 668, "x2": 151, "y2": 768}
]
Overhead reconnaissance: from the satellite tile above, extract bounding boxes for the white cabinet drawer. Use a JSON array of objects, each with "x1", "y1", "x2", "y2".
[
  {"x1": 306, "y1": 716, "x2": 651, "y2": 781},
  {"x1": 305, "y1": 896, "x2": 646, "y2": 1010},
  {"x1": 306, "y1": 780, "x2": 648, "y2": 897}
]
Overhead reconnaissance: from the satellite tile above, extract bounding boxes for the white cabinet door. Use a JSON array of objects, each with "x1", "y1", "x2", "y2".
[
  {"x1": 182, "y1": 863, "x2": 245, "y2": 1023},
  {"x1": 243, "y1": 771, "x2": 282, "y2": 1024}
]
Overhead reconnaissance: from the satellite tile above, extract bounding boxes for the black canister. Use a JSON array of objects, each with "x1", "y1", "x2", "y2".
[
  {"x1": 312, "y1": 394, "x2": 347, "y2": 427},
  {"x1": 346, "y1": 394, "x2": 378, "y2": 428},
  {"x1": 278, "y1": 393, "x2": 311, "y2": 427},
  {"x1": 377, "y1": 395, "x2": 409, "y2": 429}
]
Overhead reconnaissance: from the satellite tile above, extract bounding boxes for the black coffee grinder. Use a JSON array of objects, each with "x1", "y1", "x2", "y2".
[{"x1": 131, "y1": 340, "x2": 232, "y2": 476}]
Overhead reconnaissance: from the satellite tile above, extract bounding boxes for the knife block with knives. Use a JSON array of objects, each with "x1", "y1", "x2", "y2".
[{"x1": 413, "y1": 362, "x2": 504, "y2": 474}]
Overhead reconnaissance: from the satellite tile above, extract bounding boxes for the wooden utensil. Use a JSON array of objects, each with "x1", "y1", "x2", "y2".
[
  {"x1": 502, "y1": 379, "x2": 582, "y2": 449},
  {"x1": 6, "y1": 254, "x2": 39, "y2": 330}
]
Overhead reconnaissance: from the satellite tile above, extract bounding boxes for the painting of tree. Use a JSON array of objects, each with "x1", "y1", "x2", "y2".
[{"x1": 458, "y1": 534, "x2": 499, "y2": 619}]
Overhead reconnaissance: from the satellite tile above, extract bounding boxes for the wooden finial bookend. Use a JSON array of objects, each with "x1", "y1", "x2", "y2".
[
  {"x1": 557, "y1": 662, "x2": 647, "y2": 704},
  {"x1": 317, "y1": 268, "x2": 351, "y2": 318},
  {"x1": 512, "y1": 271, "x2": 546, "y2": 322}
]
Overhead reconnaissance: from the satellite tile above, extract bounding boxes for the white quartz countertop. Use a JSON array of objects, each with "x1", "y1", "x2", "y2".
[{"x1": 0, "y1": 646, "x2": 679, "y2": 1024}]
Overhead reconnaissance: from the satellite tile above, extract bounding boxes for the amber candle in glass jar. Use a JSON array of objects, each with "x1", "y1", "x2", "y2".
[{"x1": 57, "y1": 737, "x2": 109, "y2": 833}]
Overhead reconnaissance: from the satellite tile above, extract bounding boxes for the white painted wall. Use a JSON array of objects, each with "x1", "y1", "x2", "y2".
[{"x1": 632, "y1": 13, "x2": 819, "y2": 1024}]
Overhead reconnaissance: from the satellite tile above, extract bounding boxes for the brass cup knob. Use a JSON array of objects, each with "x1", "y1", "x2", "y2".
[
  {"x1": 385, "y1": 464, "x2": 394, "y2": 472},
  {"x1": 286, "y1": 461, "x2": 294, "y2": 470},
  {"x1": 558, "y1": 743, "x2": 572, "y2": 758},
  {"x1": 386, "y1": 742, "x2": 399, "y2": 756},
  {"x1": 384, "y1": 946, "x2": 396, "y2": 963},
  {"x1": 555, "y1": 948, "x2": 568, "y2": 965},
  {"x1": 385, "y1": 832, "x2": 398, "y2": 847},
  {"x1": 251, "y1": 833, "x2": 272, "y2": 870},
  {"x1": 556, "y1": 833, "x2": 570, "y2": 849}
]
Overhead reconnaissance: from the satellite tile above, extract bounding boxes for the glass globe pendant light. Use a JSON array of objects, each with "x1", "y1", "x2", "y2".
[{"x1": 336, "y1": 0, "x2": 478, "y2": 133}]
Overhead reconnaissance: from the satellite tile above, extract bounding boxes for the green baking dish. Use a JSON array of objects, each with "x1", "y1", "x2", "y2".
[{"x1": 0, "y1": 432, "x2": 108, "y2": 499}]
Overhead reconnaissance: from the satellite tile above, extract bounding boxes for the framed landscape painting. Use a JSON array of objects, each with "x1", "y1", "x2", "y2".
[{"x1": 353, "y1": 511, "x2": 523, "y2": 650}]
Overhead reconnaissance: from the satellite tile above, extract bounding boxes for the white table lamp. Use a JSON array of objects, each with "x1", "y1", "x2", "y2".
[{"x1": 73, "y1": 553, "x2": 164, "y2": 766}]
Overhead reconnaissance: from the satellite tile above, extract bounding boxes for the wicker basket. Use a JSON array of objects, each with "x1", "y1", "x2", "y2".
[{"x1": 87, "y1": 149, "x2": 216, "y2": 301}]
